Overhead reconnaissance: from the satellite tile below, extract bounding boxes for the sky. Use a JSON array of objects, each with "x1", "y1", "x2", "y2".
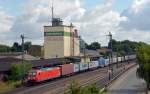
[{"x1": 0, "y1": 0, "x2": 150, "y2": 46}]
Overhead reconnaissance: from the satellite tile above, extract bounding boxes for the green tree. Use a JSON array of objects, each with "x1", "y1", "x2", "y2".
[
  {"x1": 107, "y1": 39, "x2": 140, "y2": 55},
  {"x1": 11, "y1": 42, "x2": 21, "y2": 52},
  {"x1": 137, "y1": 44, "x2": 150, "y2": 90},
  {"x1": 87, "y1": 42, "x2": 101, "y2": 50},
  {"x1": 0, "y1": 44, "x2": 11, "y2": 52},
  {"x1": 7, "y1": 61, "x2": 32, "y2": 81},
  {"x1": 24, "y1": 41, "x2": 32, "y2": 52}
]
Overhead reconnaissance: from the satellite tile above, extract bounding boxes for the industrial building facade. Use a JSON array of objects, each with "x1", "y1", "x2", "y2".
[{"x1": 44, "y1": 20, "x2": 80, "y2": 59}]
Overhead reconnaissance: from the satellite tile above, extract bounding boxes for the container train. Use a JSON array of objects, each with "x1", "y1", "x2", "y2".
[{"x1": 27, "y1": 55, "x2": 136, "y2": 82}]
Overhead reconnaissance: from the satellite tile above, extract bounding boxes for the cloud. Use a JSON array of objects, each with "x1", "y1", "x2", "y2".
[
  {"x1": 114, "y1": 29, "x2": 150, "y2": 43},
  {"x1": 74, "y1": 0, "x2": 126, "y2": 45},
  {"x1": 76, "y1": 0, "x2": 150, "y2": 45},
  {"x1": 0, "y1": 0, "x2": 150, "y2": 46},
  {"x1": 0, "y1": 8, "x2": 13, "y2": 33},
  {"x1": 26, "y1": 0, "x2": 86, "y2": 24},
  {"x1": 0, "y1": 8, "x2": 14, "y2": 45},
  {"x1": 131, "y1": 0, "x2": 150, "y2": 13},
  {"x1": 1, "y1": 0, "x2": 85, "y2": 45},
  {"x1": 120, "y1": 0, "x2": 150, "y2": 31}
]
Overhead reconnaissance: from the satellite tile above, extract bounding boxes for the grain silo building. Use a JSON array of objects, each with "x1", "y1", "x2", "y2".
[{"x1": 44, "y1": 18, "x2": 80, "y2": 59}]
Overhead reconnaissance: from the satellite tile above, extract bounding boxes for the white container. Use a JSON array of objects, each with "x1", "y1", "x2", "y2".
[
  {"x1": 112, "y1": 57, "x2": 117, "y2": 63},
  {"x1": 89, "y1": 61, "x2": 99, "y2": 69},
  {"x1": 79, "y1": 63, "x2": 89, "y2": 71},
  {"x1": 74, "y1": 63, "x2": 80, "y2": 72},
  {"x1": 118, "y1": 57, "x2": 122, "y2": 62},
  {"x1": 125, "y1": 56, "x2": 128, "y2": 60}
]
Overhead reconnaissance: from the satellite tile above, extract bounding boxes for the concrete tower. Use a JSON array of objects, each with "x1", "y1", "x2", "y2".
[{"x1": 43, "y1": 2, "x2": 80, "y2": 59}]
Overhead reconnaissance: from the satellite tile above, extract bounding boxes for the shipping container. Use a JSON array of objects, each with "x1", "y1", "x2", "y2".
[
  {"x1": 104, "y1": 59, "x2": 109, "y2": 66},
  {"x1": 59, "y1": 63, "x2": 74, "y2": 76},
  {"x1": 128, "y1": 55, "x2": 136, "y2": 60},
  {"x1": 28, "y1": 67, "x2": 61, "y2": 82},
  {"x1": 79, "y1": 62, "x2": 89, "y2": 71},
  {"x1": 128, "y1": 55, "x2": 132, "y2": 60},
  {"x1": 74, "y1": 63, "x2": 80, "y2": 73},
  {"x1": 121, "y1": 56, "x2": 125, "y2": 62},
  {"x1": 98, "y1": 57, "x2": 105, "y2": 67},
  {"x1": 112, "y1": 57, "x2": 117, "y2": 63},
  {"x1": 89, "y1": 61, "x2": 99, "y2": 69},
  {"x1": 118, "y1": 57, "x2": 122, "y2": 62},
  {"x1": 125, "y1": 56, "x2": 128, "y2": 60}
]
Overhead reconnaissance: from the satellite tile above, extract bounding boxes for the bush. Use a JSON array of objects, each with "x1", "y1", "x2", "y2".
[
  {"x1": 65, "y1": 81, "x2": 102, "y2": 94},
  {"x1": 7, "y1": 61, "x2": 32, "y2": 81},
  {"x1": 65, "y1": 81, "x2": 83, "y2": 94}
]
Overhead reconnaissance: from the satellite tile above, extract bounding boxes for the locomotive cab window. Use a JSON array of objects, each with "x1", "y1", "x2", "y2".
[
  {"x1": 29, "y1": 71, "x2": 37, "y2": 77},
  {"x1": 32, "y1": 72, "x2": 36, "y2": 76}
]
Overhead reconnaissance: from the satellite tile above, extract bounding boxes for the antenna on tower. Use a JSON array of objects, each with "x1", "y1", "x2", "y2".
[
  {"x1": 50, "y1": 0, "x2": 63, "y2": 26},
  {"x1": 51, "y1": 0, "x2": 54, "y2": 21}
]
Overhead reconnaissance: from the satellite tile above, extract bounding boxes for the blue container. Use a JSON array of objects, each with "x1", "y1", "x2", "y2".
[
  {"x1": 98, "y1": 57, "x2": 105, "y2": 67},
  {"x1": 104, "y1": 59, "x2": 109, "y2": 66}
]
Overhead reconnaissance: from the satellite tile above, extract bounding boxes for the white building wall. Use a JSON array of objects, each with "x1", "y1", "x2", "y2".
[{"x1": 44, "y1": 26, "x2": 80, "y2": 59}]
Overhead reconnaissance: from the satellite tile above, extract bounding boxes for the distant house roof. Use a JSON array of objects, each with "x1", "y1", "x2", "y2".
[
  {"x1": 15, "y1": 54, "x2": 40, "y2": 60},
  {"x1": 97, "y1": 48, "x2": 111, "y2": 53},
  {"x1": 30, "y1": 58, "x2": 70, "y2": 68},
  {"x1": 80, "y1": 49, "x2": 101, "y2": 57},
  {"x1": 0, "y1": 52, "x2": 22, "y2": 56},
  {"x1": 0, "y1": 52, "x2": 22, "y2": 58},
  {"x1": 0, "y1": 52, "x2": 40, "y2": 60}
]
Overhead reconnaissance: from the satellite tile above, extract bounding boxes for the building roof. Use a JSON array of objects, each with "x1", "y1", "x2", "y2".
[
  {"x1": 97, "y1": 48, "x2": 111, "y2": 53},
  {"x1": 30, "y1": 58, "x2": 70, "y2": 68},
  {"x1": 80, "y1": 49, "x2": 101, "y2": 57},
  {"x1": 15, "y1": 54, "x2": 40, "y2": 60},
  {"x1": 0, "y1": 52, "x2": 22, "y2": 58},
  {"x1": 0, "y1": 57, "x2": 22, "y2": 72},
  {"x1": 0, "y1": 52, "x2": 40, "y2": 60},
  {"x1": 44, "y1": 24, "x2": 75, "y2": 28},
  {"x1": 0, "y1": 57, "x2": 81, "y2": 72}
]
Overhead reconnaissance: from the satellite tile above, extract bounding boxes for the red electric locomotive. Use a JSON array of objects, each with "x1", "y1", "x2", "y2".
[{"x1": 28, "y1": 67, "x2": 61, "y2": 82}]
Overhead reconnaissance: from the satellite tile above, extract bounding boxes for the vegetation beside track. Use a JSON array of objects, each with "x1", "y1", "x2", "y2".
[
  {"x1": 0, "y1": 81, "x2": 21, "y2": 93},
  {"x1": 65, "y1": 81, "x2": 106, "y2": 94},
  {"x1": 5, "y1": 61, "x2": 32, "y2": 81},
  {"x1": 137, "y1": 43, "x2": 150, "y2": 90},
  {"x1": 0, "y1": 61, "x2": 32, "y2": 93}
]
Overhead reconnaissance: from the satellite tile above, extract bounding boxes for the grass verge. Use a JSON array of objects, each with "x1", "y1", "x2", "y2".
[{"x1": 0, "y1": 81, "x2": 21, "y2": 93}]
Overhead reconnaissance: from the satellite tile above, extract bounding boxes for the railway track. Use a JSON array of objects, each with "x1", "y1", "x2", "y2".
[
  {"x1": 43, "y1": 62, "x2": 135, "y2": 94},
  {"x1": 17, "y1": 67, "x2": 108, "y2": 94},
  {"x1": 2, "y1": 61, "x2": 136, "y2": 94},
  {"x1": 47, "y1": 62, "x2": 135, "y2": 94}
]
